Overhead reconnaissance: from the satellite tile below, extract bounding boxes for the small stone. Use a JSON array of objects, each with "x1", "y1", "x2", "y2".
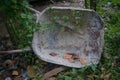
[
  {"x1": 3, "y1": 60, "x2": 13, "y2": 69},
  {"x1": 5, "y1": 77, "x2": 12, "y2": 80}
]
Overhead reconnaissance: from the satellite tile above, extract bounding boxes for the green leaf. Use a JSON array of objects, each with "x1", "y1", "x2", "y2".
[
  {"x1": 90, "y1": 64, "x2": 97, "y2": 72},
  {"x1": 4, "y1": 0, "x2": 11, "y2": 6},
  {"x1": 65, "y1": 76, "x2": 72, "y2": 80}
]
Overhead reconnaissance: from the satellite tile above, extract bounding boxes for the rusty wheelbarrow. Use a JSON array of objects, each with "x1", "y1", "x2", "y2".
[{"x1": 32, "y1": 6, "x2": 104, "y2": 68}]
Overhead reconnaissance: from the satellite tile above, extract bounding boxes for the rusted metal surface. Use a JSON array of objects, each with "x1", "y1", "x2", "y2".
[{"x1": 32, "y1": 7, "x2": 104, "y2": 68}]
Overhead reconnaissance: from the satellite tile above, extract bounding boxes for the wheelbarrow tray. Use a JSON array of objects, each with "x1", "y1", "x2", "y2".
[{"x1": 32, "y1": 7, "x2": 104, "y2": 68}]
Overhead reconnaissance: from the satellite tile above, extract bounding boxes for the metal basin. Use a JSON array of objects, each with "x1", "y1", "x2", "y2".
[{"x1": 32, "y1": 7, "x2": 104, "y2": 68}]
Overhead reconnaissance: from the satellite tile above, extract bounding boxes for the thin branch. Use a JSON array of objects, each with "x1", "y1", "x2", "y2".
[{"x1": 0, "y1": 47, "x2": 32, "y2": 54}]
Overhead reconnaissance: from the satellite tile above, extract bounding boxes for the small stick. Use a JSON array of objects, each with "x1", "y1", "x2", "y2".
[{"x1": 0, "y1": 47, "x2": 32, "y2": 54}]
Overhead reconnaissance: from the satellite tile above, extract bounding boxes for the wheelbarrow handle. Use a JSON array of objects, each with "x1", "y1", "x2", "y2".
[
  {"x1": 25, "y1": 7, "x2": 41, "y2": 23},
  {"x1": 28, "y1": 7, "x2": 41, "y2": 14}
]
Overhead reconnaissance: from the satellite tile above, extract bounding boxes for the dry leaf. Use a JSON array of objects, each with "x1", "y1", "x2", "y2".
[
  {"x1": 12, "y1": 70, "x2": 19, "y2": 76},
  {"x1": 49, "y1": 52, "x2": 57, "y2": 57},
  {"x1": 63, "y1": 54, "x2": 72, "y2": 59},
  {"x1": 101, "y1": 73, "x2": 112, "y2": 80},
  {"x1": 87, "y1": 74, "x2": 94, "y2": 78},
  {"x1": 68, "y1": 58, "x2": 75, "y2": 63},
  {"x1": 41, "y1": 67, "x2": 66, "y2": 80},
  {"x1": 101, "y1": 67, "x2": 106, "y2": 71},
  {"x1": 47, "y1": 77, "x2": 56, "y2": 80},
  {"x1": 80, "y1": 58, "x2": 87, "y2": 65},
  {"x1": 27, "y1": 66, "x2": 36, "y2": 77}
]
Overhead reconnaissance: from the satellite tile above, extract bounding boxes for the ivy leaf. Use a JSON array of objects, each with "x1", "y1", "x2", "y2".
[
  {"x1": 90, "y1": 64, "x2": 97, "y2": 72},
  {"x1": 20, "y1": 13, "x2": 26, "y2": 18},
  {"x1": 65, "y1": 76, "x2": 72, "y2": 80}
]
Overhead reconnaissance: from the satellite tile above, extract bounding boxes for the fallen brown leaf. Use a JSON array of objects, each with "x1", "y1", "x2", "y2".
[
  {"x1": 68, "y1": 58, "x2": 75, "y2": 63},
  {"x1": 49, "y1": 52, "x2": 57, "y2": 57},
  {"x1": 101, "y1": 67, "x2": 106, "y2": 71},
  {"x1": 101, "y1": 73, "x2": 112, "y2": 80},
  {"x1": 12, "y1": 70, "x2": 19, "y2": 76},
  {"x1": 87, "y1": 74, "x2": 94, "y2": 78},
  {"x1": 41, "y1": 67, "x2": 66, "y2": 80},
  {"x1": 47, "y1": 77, "x2": 56, "y2": 80},
  {"x1": 27, "y1": 66, "x2": 36, "y2": 77},
  {"x1": 63, "y1": 54, "x2": 72, "y2": 59},
  {"x1": 80, "y1": 58, "x2": 87, "y2": 65}
]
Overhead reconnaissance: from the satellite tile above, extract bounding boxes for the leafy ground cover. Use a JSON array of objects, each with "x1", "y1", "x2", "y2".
[
  {"x1": 55, "y1": 0, "x2": 120, "y2": 80},
  {"x1": 0, "y1": 0, "x2": 120, "y2": 80},
  {"x1": 28, "y1": 1, "x2": 120, "y2": 80},
  {"x1": 57, "y1": 1, "x2": 120, "y2": 80}
]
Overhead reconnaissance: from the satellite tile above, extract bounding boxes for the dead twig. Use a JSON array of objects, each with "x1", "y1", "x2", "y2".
[{"x1": 0, "y1": 47, "x2": 32, "y2": 54}]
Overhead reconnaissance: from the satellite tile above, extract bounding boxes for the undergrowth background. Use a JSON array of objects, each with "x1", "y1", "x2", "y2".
[
  {"x1": 56, "y1": 0, "x2": 120, "y2": 80},
  {"x1": 0, "y1": 0, "x2": 120, "y2": 79}
]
